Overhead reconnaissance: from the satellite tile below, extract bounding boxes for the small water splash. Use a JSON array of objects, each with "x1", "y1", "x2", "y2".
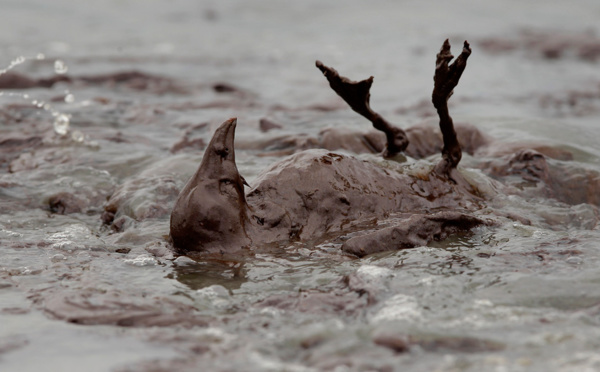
[
  {"x1": 0, "y1": 56, "x2": 27, "y2": 75},
  {"x1": 371, "y1": 294, "x2": 424, "y2": 323},
  {"x1": 53, "y1": 113, "x2": 70, "y2": 135},
  {"x1": 32, "y1": 100, "x2": 45, "y2": 108},
  {"x1": 46, "y1": 224, "x2": 102, "y2": 252},
  {"x1": 194, "y1": 285, "x2": 231, "y2": 310},
  {"x1": 0, "y1": 55, "x2": 87, "y2": 141},
  {"x1": 124, "y1": 254, "x2": 158, "y2": 267},
  {"x1": 1, "y1": 90, "x2": 76, "y2": 137},
  {"x1": 54, "y1": 59, "x2": 68, "y2": 74},
  {"x1": 71, "y1": 130, "x2": 84, "y2": 143},
  {"x1": 0, "y1": 53, "x2": 45, "y2": 76},
  {"x1": 50, "y1": 253, "x2": 67, "y2": 263}
]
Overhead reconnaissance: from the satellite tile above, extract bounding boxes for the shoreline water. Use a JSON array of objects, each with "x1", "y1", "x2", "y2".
[{"x1": 2, "y1": 1, "x2": 600, "y2": 371}]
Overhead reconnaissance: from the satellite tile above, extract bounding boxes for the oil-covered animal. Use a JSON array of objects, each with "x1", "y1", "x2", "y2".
[{"x1": 170, "y1": 40, "x2": 491, "y2": 257}]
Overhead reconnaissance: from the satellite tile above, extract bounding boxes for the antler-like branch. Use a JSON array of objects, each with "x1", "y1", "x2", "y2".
[
  {"x1": 432, "y1": 39, "x2": 471, "y2": 176},
  {"x1": 316, "y1": 61, "x2": 408, "y2": 157}
]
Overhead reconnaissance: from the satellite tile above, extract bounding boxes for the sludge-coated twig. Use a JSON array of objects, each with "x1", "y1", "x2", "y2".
[
  {"x1": 315, "y1": 61, "x2": 409, "y2": 157},
  {"x1": 432, "y1": 39, "x2": 472, "y2": 176}
]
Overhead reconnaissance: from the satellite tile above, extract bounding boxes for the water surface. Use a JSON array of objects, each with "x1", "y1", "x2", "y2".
[{"x1": 1, "y1": 1, "x2": 600, "y2": 371}]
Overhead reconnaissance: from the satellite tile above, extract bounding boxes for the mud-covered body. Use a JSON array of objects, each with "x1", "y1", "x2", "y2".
[
  {"x1": 170, "y1": 41, "x2": 489, "y2": 255},
  {"x1": 245, "y1": 149, "x2": 481, "y2": 245}
]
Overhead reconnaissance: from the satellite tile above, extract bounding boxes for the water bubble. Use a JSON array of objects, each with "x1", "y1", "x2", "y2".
[
  {"x1": 54, "y1": 59, "x2": 68, "y2": 74},
  {"x1": 53, "y1": 114, "x2": 70, "y2": 135},
  {"x1": 51, "y1": 254, "x2": 67, "y2": 263},
  {"x1": 71, "y1": 130, "x2": 84, "y2": 143},
  {"x1": 64, "y1": 93, "x2": 75, "y2": 103},
  {"x1": 124, "y1": 254, "x2": 158, "y2": 267},
  {"x1": 36, "y1": 53, "x2": 45, "y2": 60}
]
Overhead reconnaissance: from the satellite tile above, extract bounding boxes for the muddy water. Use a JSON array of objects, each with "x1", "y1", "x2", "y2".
[{"x1": 2, "y1": 1, "x2": 600, "y2": 371}]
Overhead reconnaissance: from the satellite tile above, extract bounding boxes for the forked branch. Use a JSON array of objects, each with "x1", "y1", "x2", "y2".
[
  {"x1": 432, "y1": 39, "x2": 472, "y2": 175},
  {"x1": 316, "y1": 61, "x2": 408, "y2": 157}
]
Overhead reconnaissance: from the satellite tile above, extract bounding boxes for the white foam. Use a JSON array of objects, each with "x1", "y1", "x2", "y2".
[
  {"x1": 371, "y1": 294, "x2": 423, "y2": 323},
  {"x1": 123, "y1": 254, "x2": 157, "y2": 267}
]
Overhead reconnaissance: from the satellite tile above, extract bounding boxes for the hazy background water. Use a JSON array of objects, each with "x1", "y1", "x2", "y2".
[{"x1": 1, "y1": 1, "x2": 600, "y2": 371}]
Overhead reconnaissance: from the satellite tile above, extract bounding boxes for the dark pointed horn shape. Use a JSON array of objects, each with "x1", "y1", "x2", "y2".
[{"x1": 170, "y1": 118, "x2": 251, "y2": 253}]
